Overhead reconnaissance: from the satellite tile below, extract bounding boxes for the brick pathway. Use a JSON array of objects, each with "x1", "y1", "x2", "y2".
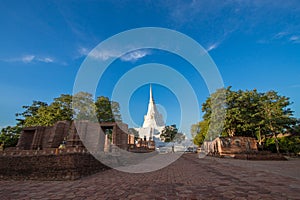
[{"x1": 0, "y1": 154, "x2": 299, "y2": 199}]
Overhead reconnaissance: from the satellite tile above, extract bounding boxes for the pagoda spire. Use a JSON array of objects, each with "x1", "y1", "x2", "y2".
[
  {"x1": 149, "y1": 84, "x2": 154, "y2": 103},
  {"x1": 142, "y1": 83, "x2": 165, "y2": 130}
]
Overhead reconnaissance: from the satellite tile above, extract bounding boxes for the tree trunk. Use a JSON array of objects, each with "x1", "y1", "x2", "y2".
[
  {"x1": 258, "y1": 126, "x2": 262, "y2": 145},
  {"x1": 274, "y1": 133, "x2": 280, "y2": 154}
]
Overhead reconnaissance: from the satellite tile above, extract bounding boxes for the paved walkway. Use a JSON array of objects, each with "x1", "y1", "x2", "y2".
[{"x1": 0, "y1": 154, "x2": 299, "y2": 199}]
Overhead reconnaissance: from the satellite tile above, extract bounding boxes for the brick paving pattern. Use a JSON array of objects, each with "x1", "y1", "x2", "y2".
[{"x1": 0, "y1": 154, "x2": 299, "y2": 199}]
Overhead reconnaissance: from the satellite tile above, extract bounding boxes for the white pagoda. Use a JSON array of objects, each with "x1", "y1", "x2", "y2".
[{"x1": 138, "y1": 84, "x2": 165, "y2": 141}]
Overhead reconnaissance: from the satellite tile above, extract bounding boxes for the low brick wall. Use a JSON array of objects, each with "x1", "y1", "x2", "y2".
[
  {"x1": 233, "y1": 153, "x2": 287, "y2": 160},
  {"x1": 0, "y1": 152, "x2": 110, "y2": 181}
]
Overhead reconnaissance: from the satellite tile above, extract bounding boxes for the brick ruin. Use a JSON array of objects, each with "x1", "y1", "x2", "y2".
[
  {"x1": 15, "y1": 120, "x2": 134, "y2": 152},
  {"x1": 0, "y1": 120, "x2": 137, "y2": 180},
  {"x1": 202, "y1": 136, "x2": 286, "y2": 160},
  {"x1": 129, "y1": 138, "x2": 155, "y2": 153},
  {"x1": 203, "y1": 136, "x2": 258, "y2": 156}
]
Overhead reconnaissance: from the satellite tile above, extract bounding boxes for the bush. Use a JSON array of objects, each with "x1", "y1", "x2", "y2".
[
  {"x1": 265, "y1": 136, "x2": 300, "y2": 154},
  {"x1": 0, "y1": 126, "x2": 21, "y2": 149}
]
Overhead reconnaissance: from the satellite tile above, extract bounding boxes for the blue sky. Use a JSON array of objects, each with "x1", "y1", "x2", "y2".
[{"x1": 1, "y1": 0, "x2": 300, "y2": 134}]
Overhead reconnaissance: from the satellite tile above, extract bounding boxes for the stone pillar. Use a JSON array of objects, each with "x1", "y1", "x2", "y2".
[{"x1": 104, "y1": 134, "x2": 110, "y2": 152}]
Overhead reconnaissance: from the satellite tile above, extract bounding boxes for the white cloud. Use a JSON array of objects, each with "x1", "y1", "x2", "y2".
[
  {"x1": 1, "y1": 54, "x2": 55, "y2": 64},
  {"x1": 259, "y1": 31, "x2": 300, "y2": 44},
  {"x1": 23, "y1": 55, "x2": 55, "y2": 63},
  {"x1": 206, "y1": 43, "x2": 219, "y2": 52},
  {"x1": 22, "y1": 55, "x2": 35, "y2": 63},
  {"x1": 79, "y1": 47, "x2": 119, "y2": 61},
  {"x1": 79, "y1": 47, "x2": 150, "y2": 62},
  {"x1": 91, "y1": 50, "x2": 119, "y2": 61},
  {"x1": 290, "y1": 35, "x2": 300, "y2": 42},
  {"x1": 273, "y1": 31, "x2": 289, "y2": 39},
  {"x1": 164, "y1": 1, "x2": 300, "y2": 47},
  {"x1": 78, "y1": 47, "x2": 89, "y2": 56},
  {"x1": 37, "y1": 57, "x2": 54, "y2": 63},
  {"x1": 120, "y1": 50, "x2": 149, "y2": 62},
  {"x1": 205, "y1": 38, "x2": 227, "y2": 52}
]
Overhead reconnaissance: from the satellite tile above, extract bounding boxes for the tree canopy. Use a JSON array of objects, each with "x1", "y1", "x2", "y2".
[
  {"x1": 95, "y1": 96, "x2": 121, "y2": 122},
  {"x1": 192, "y1": 87, "x2": 297, "y2": 151},
  {"x1": 160, "y1": 125, "x2": 185, "y2": 143},
  {"x1": 16, "y1": 92, "x2": 122, "y2": 127},
  {"x1": 0, "y1": 126, "x2": 21, "y2": 149},
  {"x1": 192, "y1": 120, "x2": 209, "y2": 146},
  {"x1": 0, "y1": 93, "x2": 122, "y2": 148},
  {"x1": 19, "y1": 94, "x2": 73, "y2": 127}
]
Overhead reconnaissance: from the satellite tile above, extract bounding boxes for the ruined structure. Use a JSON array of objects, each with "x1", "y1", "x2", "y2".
[
  {"x1": 16, "y1": 120, "x2": 134, "y2": 152},
  {"x1": 203, "y1": 136, "x2": 258, "y2": 156},
  {"x1": 17, "y1": 121, "x2": 76, "y2": 150},
  {"x1": 0, "y1": 120, "x2": 135, "y2": 180},
  {"x1": 202, "y1": 136, "x2": 287, "y2": 160},
  {"x1": 135, "y1": 138, "x2": 155, "y2": 151}
]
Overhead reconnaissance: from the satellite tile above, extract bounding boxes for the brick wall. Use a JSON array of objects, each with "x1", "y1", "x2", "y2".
[
  {"x1": 0, "y1": 121, "x2": 137, "y2": 180},
  {"x1": 0, "y1": 152, "x2": 110, "y2": 180}
]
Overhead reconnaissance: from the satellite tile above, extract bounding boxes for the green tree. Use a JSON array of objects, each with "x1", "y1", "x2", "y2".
[
  {"x1": 16, "y1": 101, "x2": 48, "y2": 126},
  {"x1": 259, "y1": 91, "x2": 296, "y2": 153},
  {"x1": 1, "y1": 93, "x2": 122, "y2": 147},
  {"x1": 95, "y1": 96, "x2": 121, "y2": 122},
  {"x1": 0, "y1": 126, "x2": 21, "y2": 149},
  {"x1": 265, "y1": 136, "x2": 300, "y2": 154},
  {"x1": 72, "y1": 92, "x2": 96, "y2": 121},
  {"x1": 193, "y1": 87, "x2": 296, "y2": 152},
  {"x1": 111, "y1": 101, "x2": 122, "y2": 122},
  {"x1": 16, "y1": 92, "x2": 122, "y2": 127},
  {"x1": 291, "y1": 120, "x2": 300, "y2": 135},
  {"x1": 23, "y1": 94, "x2": 74, "y2": 127},
  {"x1": 52, "y1": 94, "x2": 73, "y2": 121},
  {"x1": 160, "y1": 125, "x2": 178, "y2": 142},
  {"x1": 192, "y1": 120, "x2": 209, "y2": 146}
]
